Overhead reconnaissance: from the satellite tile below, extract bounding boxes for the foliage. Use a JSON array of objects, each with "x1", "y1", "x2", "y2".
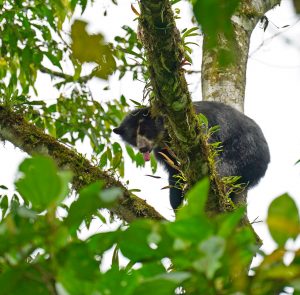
[
  {"x1": 0, "y1": 0, "x2": 80, "y2": 99},
  {"x1": 71, "y1": 20, "x2": 116, "y2": 79},
  {"x1": 0, "y1": 156, "x2": 299, "y2": 294},
  {"x1": 191, "y1": 0, "x2": 240, "y2": 64},
  {"x1": 191, "y1": 0, "x2": 239, "y2": 42},
  {"x1": 0, "y1": 1, "x2": 299, "y2": 294},
  {"x1": 0, "y1": 0, "x2": 148, "y2": 177},
  {"x1": 114, "y1": 25, "x2": 148, "y2": 82},
  {"x1": 0, "y1": 0, "x2": 165, "y2": 177}
]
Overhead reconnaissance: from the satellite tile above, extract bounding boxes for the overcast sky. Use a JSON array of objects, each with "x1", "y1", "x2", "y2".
[{"x1": 0, "y1": 0, "x2": 299, "y2": 258}]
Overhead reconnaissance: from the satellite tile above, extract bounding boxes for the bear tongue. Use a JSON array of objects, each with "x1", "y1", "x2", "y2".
[{"x1": 143, "y1": 151, "x2": 151, "y2": 162}]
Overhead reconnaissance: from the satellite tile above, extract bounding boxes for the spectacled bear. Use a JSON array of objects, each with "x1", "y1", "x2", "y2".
[{"x1": 113, "y1": 101, "x2": 270, "y2": 210}]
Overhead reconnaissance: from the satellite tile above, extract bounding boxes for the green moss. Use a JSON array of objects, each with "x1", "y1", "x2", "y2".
[{"x1": 171, "y1": 100, "x2": 186, "y2": 112}]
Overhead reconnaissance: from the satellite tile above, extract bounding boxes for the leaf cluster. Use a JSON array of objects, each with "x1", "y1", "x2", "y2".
[
  {"x1": 0, "y1": 0, "x2": 153, "y2": 178},
  {"x1": 0, "y1": 157, "x2": 299, "y2": 294},
  {"x1": 0, "y1": 0, "x2": 81, "y2": 102},
  {"x1": 114, "y1": 25, "x2": 149, "y2": 83}
]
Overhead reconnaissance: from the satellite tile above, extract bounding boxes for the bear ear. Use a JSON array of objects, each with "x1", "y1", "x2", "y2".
[{"x1": 113, "y1": 127, "x2": 124, "y2": 135}]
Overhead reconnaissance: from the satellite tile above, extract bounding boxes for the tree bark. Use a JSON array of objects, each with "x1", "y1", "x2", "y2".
[
  {"x1": 0, "y1": 106, "x2": 164, "y2": 222},
  {"x1": 202, "y1": 0, "x2": 281, "y2": 111}
]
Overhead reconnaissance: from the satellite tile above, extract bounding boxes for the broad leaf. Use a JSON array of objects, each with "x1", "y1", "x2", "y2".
[
  {"x1": 177, "y1": 177, "x2": 209, "y2": 219},
  {"x1": 65, "y1": 182, "x2": 121, "y2": 234},
  {"x1": 71, "y1": 20, "x2": 116, "y2": 79},
  {"x1": 15, "y1": 156, "x2": 72, "y2": 211},
  {"x1": 267, "y1": 193, "x2": 300, "y2": 247}
]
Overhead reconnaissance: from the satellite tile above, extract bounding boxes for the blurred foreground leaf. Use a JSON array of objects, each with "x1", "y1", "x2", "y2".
[
  {"x1": 71, "y1": 20, "x2": 116, "y2": 79},
  {"x1": 15, "y1": 156, "x2": 72, "y2": 211},
  {"x1": 65, "y1": 181, "x2": 121, "y2": 234},
  {"x1": 267, "y1": 193, "x2": 300, "y2": 247}
]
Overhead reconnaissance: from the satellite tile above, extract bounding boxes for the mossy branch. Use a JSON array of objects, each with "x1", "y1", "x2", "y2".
[
  {"x1": 0, "y1": 106, "x2": 164, "y2": 222},
  {"x1": 139, "y1": 0, "x2": 230, "y2": 214}
]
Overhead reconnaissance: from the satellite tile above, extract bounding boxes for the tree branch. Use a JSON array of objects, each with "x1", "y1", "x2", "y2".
[
  {"x1": 0, "y1": 106, "x2": 164, "y2": 222},
  {"x1": 39, "y1": 65, "x2": 96, "y2": 84}
]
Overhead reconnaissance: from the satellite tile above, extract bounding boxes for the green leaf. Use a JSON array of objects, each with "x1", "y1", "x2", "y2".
[
  {"x1": 166, "y1": 216, "x2": 213, "y2": 243},
  {"x1": 267, "y1": 193, "x2": 300, "y2": 247},
  {"x1": 133, "y1": 272, "x2": 191, "y2": 295},
  {"x1": 97, "y1": 267, "x2": 138, "y2": 295},
  {"x1": 182, "y1": 27, "x2": 199, "y2": 39},
  {"x1": 57, "y1": 171, "x2": 73, "y2": 200},
  {"x1": 192, "y1": 0, "x2": 239, "y2": 64},
  {"x1": 193, "y1": 236, "x2": 226, "y2": 279},
  {"x1": 99, "y1": 151, "x2": 108, "y2": 168},
  {"x1": 0, "y1": 195, "x2": 9, "y2": 217},
  {"x1": 57, "y1": 244, "x2": 101, "y2": 294},
  {"x1": 88, "y1": 231, "x2": 120, "y2": 254},
  {"x1": 192, "y1": 0, "x2": 239, "y2": 43},
  {"x1": 112, "y1": 151, "x2": 122, "y2": 168},
  {"x1": 119, "y1": 220, "x2": 163, "y2": 262},
  {"x1": 198, "y1": 113, "x2": 208, "y2": 128},
  {"x1": 217, "y1": 207, "x2": 246, "y2": 238},
  {"x1": 129, "y1": 99, "x2": 143, "y2": 106},
  {"x1": 65, "y1": 182, "x2": 120, "y2": 234},
  {"x1": 71, "y1": 20, "x2": 116, "y2": 80},
  {"x1": 120, "y1": 95, "x2": 128, "y2": 106},
  {"x1": 135, "y1": 152, "x2": 145, "y2": 167},
  {"x1": 126, "y1": 145, "x2": 136, "y2": 161},
  {"x1": 134, "y1": 261, "x2": 166, "y2": 278},
  {"x1": 177, "y1": 178, "x2": 209, "y2": 219},
  {"x1": 15, "y1": 156, "x2": 71, "y2": 211},
  {"x1": 45, "y1": 51, "x2": 62, "y2": 70},
  {"x1": 150, "y1": 153, "x2": 158, "y2": 174},
  {"x1": 0, "y1": 267, "x2": 51, "y2": 295}
]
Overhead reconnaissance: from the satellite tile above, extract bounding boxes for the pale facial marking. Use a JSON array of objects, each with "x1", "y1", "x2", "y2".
[{"x1": 136, "y1": 134, "x2": 154, "y2": 152}]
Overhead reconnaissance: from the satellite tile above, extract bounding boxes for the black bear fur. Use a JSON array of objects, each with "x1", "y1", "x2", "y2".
[{"x1": 113, "y1": 101, "x2": 270, "y2": 210}]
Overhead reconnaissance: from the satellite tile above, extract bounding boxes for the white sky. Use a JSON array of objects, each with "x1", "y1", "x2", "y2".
[{"x1": 0, "y1": 0, "x2": 300, "y2": 258}]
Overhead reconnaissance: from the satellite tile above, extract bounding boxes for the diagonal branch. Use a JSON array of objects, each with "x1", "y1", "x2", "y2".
[
  {"x1": 40, "y1": 65, "x2": 96, "y2": 84},
  {"x1": 0, "y1": 106, "x2": 164, "y2": 222}
]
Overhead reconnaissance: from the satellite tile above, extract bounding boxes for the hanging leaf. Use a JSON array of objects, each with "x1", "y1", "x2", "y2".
[
  {"x1": 267, "y1": 193, "x2": 300, "y2": 247},
  {"x1": 71, "y1": 20, "x2": 116, "y2": 80}
]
